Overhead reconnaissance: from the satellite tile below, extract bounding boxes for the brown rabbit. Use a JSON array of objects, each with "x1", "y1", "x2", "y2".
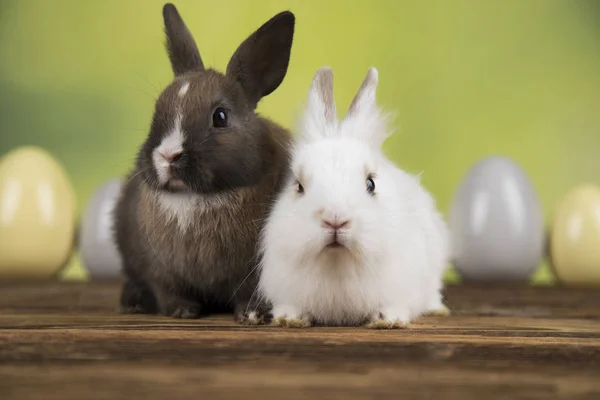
[{"x1": 112, "y1": 3, "x2": 295, "y2": 323}]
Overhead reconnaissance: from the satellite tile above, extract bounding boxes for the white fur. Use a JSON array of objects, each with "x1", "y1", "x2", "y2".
[
  {"x1": 258, "y1": 67, "x2": 450, "y2": 327},
  {"x1": 178, "y1": 81, "x2": 190, "y2": 98},
  {"x1": 157, "y1": 190, "x2": 231, "y2": 231},
  {"x1": 157, "y1": 191, "x2": 197, "y2": 230},
  {"x1": 246, "y1": 311, "x2": 259, "y2": 324},
  {"x1": 152, "y1": 113, "x2": 184, "y2": 185}
]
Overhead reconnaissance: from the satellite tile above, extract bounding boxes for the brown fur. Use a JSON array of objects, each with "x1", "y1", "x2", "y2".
[{"x1": 113, "y1": 3, "x2": 295, "y2": 322}]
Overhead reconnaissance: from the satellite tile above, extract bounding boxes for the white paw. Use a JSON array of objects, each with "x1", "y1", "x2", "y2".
[
  {"x1": 246, "y1": 311, "x2": 260, "y2": 324},
  {"x1": 271, "y1": 304, "x2": 311, "y2": 328},
  {"x1": 273, "y1": 316, "x2": 311, "y2": 328},
  {"x1": 365, "y1": 309, "x2": 411, "y2": 329},
  {"x1": 424, "y1": 304, "x2": 451, "y2": 317},
  {"x1": 424, "y1": 294, "x2": 451, "y2": 316}
]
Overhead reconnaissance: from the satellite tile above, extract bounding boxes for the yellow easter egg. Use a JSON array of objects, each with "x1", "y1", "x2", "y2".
[
  {"x1": 549, "y1": 184, "x2": 600, "y2": 286},
  {"x1": 0, "y1": 146, "x2": 77, "y2": 279}
]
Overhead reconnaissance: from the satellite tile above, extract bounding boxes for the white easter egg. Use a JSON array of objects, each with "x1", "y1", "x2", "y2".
[
  {"x1": 79, "y1": 178, "x2": 124, "y2": 280},
  {"x1": 448, "y1": 155, "x2": 544, "y2": 281}
]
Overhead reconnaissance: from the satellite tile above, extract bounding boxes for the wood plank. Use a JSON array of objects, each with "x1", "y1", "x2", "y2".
[
  {"x1": 0, "y1": 282, "x2": 599, "y2": 399},
  {"x1": 1, "y1": 282, "x2": 599, "y2": 317},
  {"x1": 1, "y1": 363, "x2": 599, "y2": 400}
]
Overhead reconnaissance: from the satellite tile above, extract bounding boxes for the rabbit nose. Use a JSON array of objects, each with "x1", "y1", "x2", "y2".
[
  {"x1": 322, "y1": 218, "x2": 350, "y2": 230},
  {"x1": 159, "y1": 150, "x2": 183, "y2": 165}
]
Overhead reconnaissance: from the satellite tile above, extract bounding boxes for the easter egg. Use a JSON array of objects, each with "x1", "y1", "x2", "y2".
[
  {"x1": 0, "y1": 146, "x2": 77, "y2": 279},
  {"x1": 549, "y1": 184, "x2": 600, "y2": 286},
  {"x1": 448, "y1": 155, "x2": 544, "y2": 281},
  {"x1": 79, "y1": 178, "x2": 124, "y2": 280}
]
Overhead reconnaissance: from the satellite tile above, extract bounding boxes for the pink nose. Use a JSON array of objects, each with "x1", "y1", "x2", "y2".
[
  {"x1": 322, "y1": 219, "x2": 350, "y2": 230},
  {"x1": 160, "y1": 150, "x2": 182, "y2": 164}
]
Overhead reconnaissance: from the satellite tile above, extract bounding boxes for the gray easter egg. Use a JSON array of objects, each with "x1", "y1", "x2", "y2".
[
  {"x1": 448, "y1": 155, "x2": 544, "y2": 282},
  {"x1": 79, "y1": 178, "x2": 123, "y2": 281}
]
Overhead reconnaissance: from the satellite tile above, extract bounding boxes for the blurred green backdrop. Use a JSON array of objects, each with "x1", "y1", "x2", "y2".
[{"x1": 1, "y1": 0, "x2": 599, "y2": 283}]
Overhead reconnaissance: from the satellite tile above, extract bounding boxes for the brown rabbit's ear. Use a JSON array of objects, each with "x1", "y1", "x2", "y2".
[
  {"x1": 163, "y1": 3, "x2": 204, "y2": 76},
  {"x1": 226, "y1": 11, "x2": 295, "y2": 108}
]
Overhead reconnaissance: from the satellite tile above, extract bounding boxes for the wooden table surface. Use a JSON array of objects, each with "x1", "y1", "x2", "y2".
[{"x1": 0, "y1": 282, "x2": 599, "y2": 400}]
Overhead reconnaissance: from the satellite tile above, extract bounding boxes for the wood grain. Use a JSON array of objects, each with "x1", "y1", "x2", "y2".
[{"x1": 0, "y1": 282, "x2": 599, "y2": 399}]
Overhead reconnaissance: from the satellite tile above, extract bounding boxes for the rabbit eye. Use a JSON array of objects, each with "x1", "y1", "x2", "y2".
[
  {"x1": 295, "y1": 180, "x2": 304, "y2": 195},
  {"x1": 212, "y1": 107, "x2": 228, "y2": 128},
  {"x1": 366, "y1": 176, "x2": 375, "y2": 195}
]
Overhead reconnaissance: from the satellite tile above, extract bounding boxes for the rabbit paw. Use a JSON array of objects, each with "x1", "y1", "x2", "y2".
[
  {"x1": 271, "y1": 305, "x2": 311, "y2": 328},
  {"x1": 118, "y1": 280, "x2": 157, "y2": 314},
  {"x1": 365, "y1": 310, "x2": 410, "y2": 329},
  {"x1": 170, "y1": 304, "x2": 202, "y2": 319},
  {"x1": 235, "y1": 309, "x2": 272, "y2": 325},
  {"x1": 424, "y1": 305, "x2": 451, "y2": 317},
  {"x1": 424, "y1": 295, "x2": 451, "y2": 316},
  {"x1": 233, "y1": 292, "x2": 273, "y2": 325},
  {"x1": 236, "y1": 311, "x2": 261, "y2": 325},
  {"x1": 117, "y1": 304, "x2": 148, "y2": 314},
  {"x1": 273, "y1": 316, "x2": 311, "y2": 328},
  {"x1": 155, "y1": 289, "x2": 203, "y2": 319},
  {"x1": 160, "y1": 298, "x2": 202, "y2": 319}
]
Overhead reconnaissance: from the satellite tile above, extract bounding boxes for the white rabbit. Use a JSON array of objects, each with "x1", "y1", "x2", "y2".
[{"x1": 257, "y1": 66, "x2": 450, "y2": 329}]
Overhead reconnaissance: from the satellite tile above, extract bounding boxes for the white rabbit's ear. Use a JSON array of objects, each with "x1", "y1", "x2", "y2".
[
  {"x1": 308, "y1": 67, "x2": 337, "y2": 126},
  {"x1": 297, "y1": 67, "x2": 338, "y2": 141},
  {"x1": 347, "y1": 67, "x2": 378, "y2": 117},
  {"x1": 342, "y1": 67, "x2": 392, "y2": 148}
]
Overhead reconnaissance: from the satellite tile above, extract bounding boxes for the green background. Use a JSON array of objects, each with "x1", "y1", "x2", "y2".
[{"x1": 1, "y1": 0, "x2": 599, "y2": 283}]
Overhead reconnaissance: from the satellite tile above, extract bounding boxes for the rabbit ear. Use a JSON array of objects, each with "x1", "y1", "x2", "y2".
[
  {"x1": 226, "y1": 11, "x2": 295, "y2": 109},
  {"x1": 163, "y1": 3, "x2": 204, "y2": 76},
  {"x1": 298, "y1": 67, "x2": 338, "y2": 141},
  {"x1": 347, "y1": 67, "x2": 378, "y2": 119},
  {"x1": 308, "y1": 67, "x2": 337, "y2": 128},
  {"x1": 342, "y1": 67, "x2": 392, "y2": 148}
]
